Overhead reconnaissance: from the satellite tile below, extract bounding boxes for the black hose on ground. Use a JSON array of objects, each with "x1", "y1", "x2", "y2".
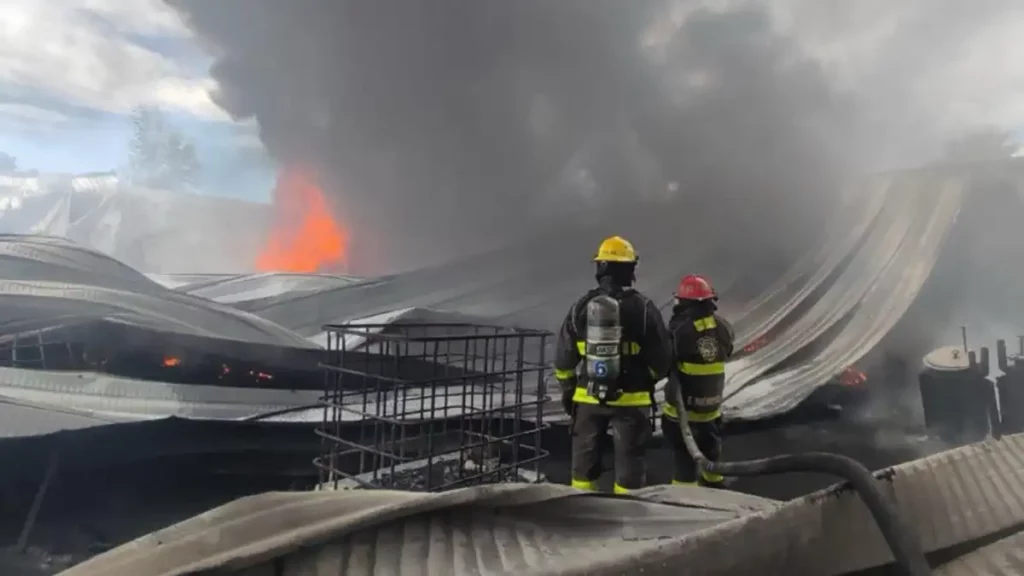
[{"x1": 669, "y1": 385, "x2": 932, "y2": 576}]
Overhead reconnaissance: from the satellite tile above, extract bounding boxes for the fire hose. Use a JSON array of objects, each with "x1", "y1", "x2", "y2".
[{"x1": 669, "y1": 384, "x2": 932, "y2": 576}]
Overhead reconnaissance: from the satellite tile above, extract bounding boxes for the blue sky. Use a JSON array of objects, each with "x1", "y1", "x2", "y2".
[{"x1": 0, "y1": 1, "x2": 276, "y2": 202}]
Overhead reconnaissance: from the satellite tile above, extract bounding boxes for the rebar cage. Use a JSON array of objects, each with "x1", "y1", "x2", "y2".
[{"x1": 315, "y1": 322, "x2": 551, "y2": 492}]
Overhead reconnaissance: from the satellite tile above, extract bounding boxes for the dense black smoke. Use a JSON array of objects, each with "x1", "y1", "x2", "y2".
[{"x1": 167, "y1": 0, "x2": 862, "y2": 274}]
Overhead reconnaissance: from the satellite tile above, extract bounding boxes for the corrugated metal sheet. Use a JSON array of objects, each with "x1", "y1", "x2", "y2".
[
  {"x1": 58, "y1": 484, "x2": 780, "y2": 576},
  {"x1": 0, "y1": 367, "x2": 323, "y2": 424},
  {"x1": 723, "y1": 173, "x2": 968, "y2": 420},
  {"x1": 58, "y1": 433, "x2": 1024, "y2": 576},
  {"x1": 0, "y1": 234, "x2": 317, "y2": 348},
  {"x1": 936, "y1": 530, "x2": 1024, "y2": 575},
  {"x1": 0, "y1": 396, "x2": 129, "y2": 438},
  {"x1": 151, "y1": 272, "x2": 367, "y2": 305}
]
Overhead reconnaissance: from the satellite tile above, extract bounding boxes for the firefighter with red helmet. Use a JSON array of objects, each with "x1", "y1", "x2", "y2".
[
  {"x1": 662, "y1": 274, "x2": 735, "y2": 487},
  {"x1": 553, "y1": 236, "x2": 671, "y2": 494}
]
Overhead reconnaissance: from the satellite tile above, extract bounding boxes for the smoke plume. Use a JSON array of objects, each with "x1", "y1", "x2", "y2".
[{"x1": 166, "y1": 0, "x2": 1024, "y2": 274}]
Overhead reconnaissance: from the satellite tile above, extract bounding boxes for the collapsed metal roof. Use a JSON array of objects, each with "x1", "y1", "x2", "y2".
[
  {"x1": 0, "y1": 164, "x2": 1016, "y2": 440},
  {"x1": 220, "y1": 169, "x2": 974, "y2": 422}
]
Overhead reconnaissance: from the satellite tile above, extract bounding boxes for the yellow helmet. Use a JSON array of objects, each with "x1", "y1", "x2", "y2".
[{"x1": 594, "y1": 236, "x2": 638, "y2": 263}]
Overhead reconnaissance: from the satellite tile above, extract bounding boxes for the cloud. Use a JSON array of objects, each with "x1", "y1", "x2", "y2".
[
  {"x1": 0, "y1": 0, "x2": 227, "y2": 122},
  {"x1": 649, "y1": 0, "x2": 1024, "y2": 161},
  {"x1": 0, "y1": 103, "x2": 69, "y2": 127},
  {"x1": 764, "y1": 0, "x2": 1024, "y2": 140}
]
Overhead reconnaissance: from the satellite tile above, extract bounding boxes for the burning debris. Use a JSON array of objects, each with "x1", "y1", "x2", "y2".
[{"x1": 839, "y1": 366, "x2": 868, "y2": 387}]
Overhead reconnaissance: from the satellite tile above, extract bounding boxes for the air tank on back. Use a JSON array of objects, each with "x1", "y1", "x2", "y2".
[
  {"x1": 585, "y1": 295, "x2": 622, "y2": 401},
  {"x1": 996, "y1": 338, "x2": 1024, "y2": 436},
  {"x1": 918, "y1": 344, "x2": 992, "y2": 444}
]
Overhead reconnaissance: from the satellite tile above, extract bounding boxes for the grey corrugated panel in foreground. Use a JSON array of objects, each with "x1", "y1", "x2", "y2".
[
  {"x1": 57, "y1": 433, "x2": 1024, "y2": 576},
  {"x1": 58, "y1": 484, "x2": 778, "y2": 576},
  {"x1": 936, "y1": 530, "x2": 1024, "y2": 575}
]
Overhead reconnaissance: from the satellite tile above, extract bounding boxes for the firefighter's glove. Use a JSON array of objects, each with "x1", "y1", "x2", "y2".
[{"x1": 561, "y1": 389, "x2": 575, "y2": 416}]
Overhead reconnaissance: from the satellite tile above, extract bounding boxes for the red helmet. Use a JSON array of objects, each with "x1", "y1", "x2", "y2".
[{"x1": 676, "y1": 274, "x2": 716, "y2": 301}]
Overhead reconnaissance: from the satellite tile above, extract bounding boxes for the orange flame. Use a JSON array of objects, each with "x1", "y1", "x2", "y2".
[
  {"x1": 256, "y1": 168, "x2": 349, "y2": 273},
  {"x1": 163, "y1": 356, "x2": 181, "y2": 367}
]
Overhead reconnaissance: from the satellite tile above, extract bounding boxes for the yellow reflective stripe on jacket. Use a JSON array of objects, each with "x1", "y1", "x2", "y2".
[
  {"x1": 554, "y1": 368, "x2": 576, "y2": 381},
  {"x1": 573, "y1": 387, "x2": 651, "y2": 406},
  {"x1": 575, "y1": 340, "x2": 641, "y2": 355},
  {"x1": 694, "y1": 316, "x2": 717, "y2": 332},
  {"x1": 661, "y1": 404, "x2": 721, "y2": 422},
  {"x1": 613, "y1": 483, "x2": 631, "y2": 495},
  {"x1": 679, "y1": 361, "x2": 725, "y2": 376}
]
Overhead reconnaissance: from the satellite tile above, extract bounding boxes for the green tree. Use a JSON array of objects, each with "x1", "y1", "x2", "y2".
[{"x1": 126, "y1": 106, "x2": 201, "y2": 190}]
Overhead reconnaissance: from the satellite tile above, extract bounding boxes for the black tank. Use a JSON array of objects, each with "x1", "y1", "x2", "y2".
[{"x1": 918, "y1": 345, "x2": 992, "y2": 443}]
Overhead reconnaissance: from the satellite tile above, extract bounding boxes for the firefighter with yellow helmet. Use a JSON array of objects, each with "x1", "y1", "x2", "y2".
[
  {"x1": 662, "y1": 274, "x2": 735, "y2": 487},
  {"x1": 553, "y1": 236, "x2": 671, "y2": 494}
]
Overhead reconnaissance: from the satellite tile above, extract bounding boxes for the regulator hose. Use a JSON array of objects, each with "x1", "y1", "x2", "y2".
[{"x1": 669, "y1": 386, "x2": 931, "y2": 576}]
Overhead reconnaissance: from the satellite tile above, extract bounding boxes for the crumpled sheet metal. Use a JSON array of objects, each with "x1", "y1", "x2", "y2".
[
  {"x1": 59, "y1": 433, "x2": 1024, "y2": 576},
  {"x1": 0, "y1": 364, "x2": 538, "y2": 430},
  {"x1": 0, "y1": 235, "x2": 319, "y2": 349},
  {"x1": 58, "y1": 484, "x2": 779, "y2": 576},
  {"x1": 0, "y1": 395, "x2": 129, "y2": 438},
  {"x1": 724, "y1": 175, "x2": 891, "y2": 353},
  {"x1": 722, "y1": 176, "x2": 899, "y2": 396},
  {"x1": 723, "y1": 174, "x2": 967, "y2": 421},
  {"x1": 0, "y1": 367, "x2": 324, "y2": 423},
  {"x1": 151, "y1": 272, "x2": 366, "y2": 305}
]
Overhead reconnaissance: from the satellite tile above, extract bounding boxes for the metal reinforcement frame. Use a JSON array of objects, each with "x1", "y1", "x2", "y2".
[{"x1": 315, "y1": 322, "x2": 551, "y2": 492}]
